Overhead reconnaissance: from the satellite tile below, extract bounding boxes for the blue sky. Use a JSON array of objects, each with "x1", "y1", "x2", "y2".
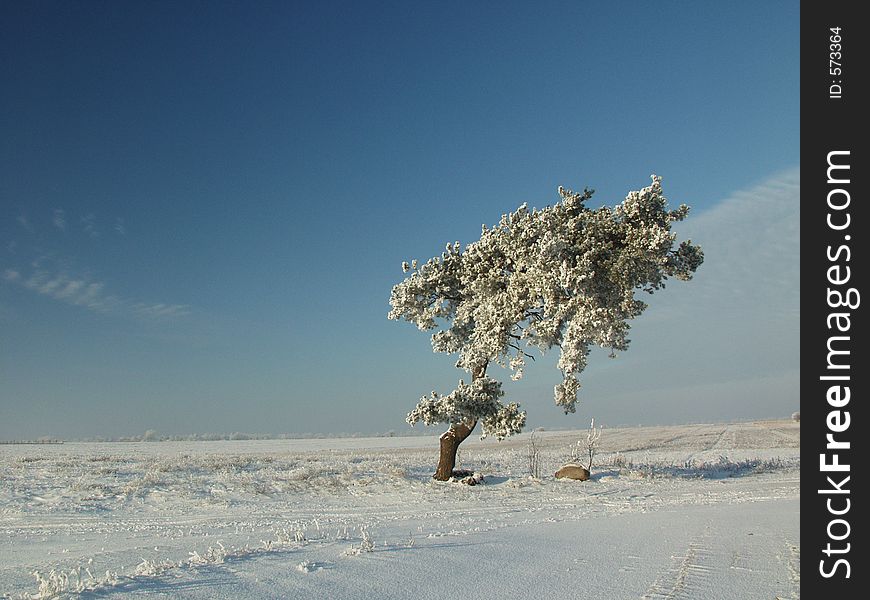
[{"x1": 0, "y1": 1, "x2": 799, "y2": 439}]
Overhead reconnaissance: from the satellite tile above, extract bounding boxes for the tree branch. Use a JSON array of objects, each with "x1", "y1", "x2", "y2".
[{"x1": 507, "y1": 342, "x2": 536, "y2": 361}]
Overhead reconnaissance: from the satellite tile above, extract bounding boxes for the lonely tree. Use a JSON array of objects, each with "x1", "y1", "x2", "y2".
[{"x1": 388, "y1": 176, "x2": 703, "y2": 480}]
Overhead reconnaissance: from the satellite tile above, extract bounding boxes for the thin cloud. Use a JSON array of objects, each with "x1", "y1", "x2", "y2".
[
  {"x1": 81, "y1": 214, "x2": 98, "y2": 238},
  {"x1": 16, "y1": 215, "x2": 34, "y2": 233},
  {"x1": 578, "y1": 167, "x2": 800, "y2": 417},
  {"x1": 132, "y1": 302, "x2": 191, "y2": 318},
  {"x1": 3, "y1": 265, "x2": 190, "y2": 320},
  {"x1": 114, "y1": 218, "x2": 126, "y2": 235},
  {"x1": 35, "y1": 273, "x2": 68, "y2": 295},
  {"x1": 669, "y1": 167, "x2": 800, "y2": 314},
  {"x1": 53, "y1": 209, "x2": 66, "y2": 230}
]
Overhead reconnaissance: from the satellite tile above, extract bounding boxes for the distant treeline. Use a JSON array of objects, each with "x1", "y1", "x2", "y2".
[
  {"x1": 0, "y1": 439, "x2": 64, "y2": 445},
  {"x1": 56, "y1": 429, "x2": 432, "y2": 443}
]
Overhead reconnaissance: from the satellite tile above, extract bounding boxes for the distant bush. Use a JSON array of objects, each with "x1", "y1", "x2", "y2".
[
  {"x1": 618, "y1": 455, "x2": 796, "y2": 480},
  {"x1": 791, "y1": 411, "x2": 800, "y2": 422},
  {"x1": 527, "y1": 431, "x2": 541, "y2": 479}
]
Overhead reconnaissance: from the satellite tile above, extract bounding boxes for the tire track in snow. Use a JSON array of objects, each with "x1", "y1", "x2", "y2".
[
  {"x1": 753, "y1": 421, "x2": 799, "y2": 447},
  {"x1": 709, "y1": 428, "x2": 729, "y2": 452},
  {"x1": 784, "y1": 541, "x2": 800, "y2": 599},
  {"x1": 641, "y1": 525, "x2": 714, "y2": 599}
]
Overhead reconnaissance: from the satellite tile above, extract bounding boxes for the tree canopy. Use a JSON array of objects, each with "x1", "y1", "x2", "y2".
[{"x1": 389, "y1": 175, "x2": 703, "y2": 440}]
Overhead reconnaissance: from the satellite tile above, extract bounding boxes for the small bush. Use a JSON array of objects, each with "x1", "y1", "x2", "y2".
[{"x1": 527, "y1": 431, "x2": 541, "y2": 479}]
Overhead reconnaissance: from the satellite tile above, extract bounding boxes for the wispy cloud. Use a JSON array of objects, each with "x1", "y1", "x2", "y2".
[
  {"x1": 131, "y1": 302, "x2": 190, "y2": 318},
  {"x1": 2, "y1": 265, "x2": 190, "y2": 320},
  {"x1": 114, "y1": 217, "x2": 126, "y2": 235},
  {"x1": 81, "y1": 214, "x2": 98, "y2": 238},
  {"x1": 53, "y1": 209, "x2": 66, "y2": 230},
  {"x1": 16, "y1": 214, "x2": 34, "y2": 233},
  {"x1": 579, "y1": 167, "x2": 800, "y2": 410},
  {"x1": 524, "y1": 168, "x2": 804, "y2": 427},
  {"x1": 669, "y1": 167, "x2": 800, "y2": 314}
]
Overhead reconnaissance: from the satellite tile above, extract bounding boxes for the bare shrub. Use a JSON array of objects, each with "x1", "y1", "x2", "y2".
[
  {"x1": 527, "y1": 431, "x2": 541, "y2": 479},
  {"x1": 571, "y1": 418, "x2": 602, "y2": 471},
  {"x1": 610, "y1": 452, "x2": 628, "y2": 468}
]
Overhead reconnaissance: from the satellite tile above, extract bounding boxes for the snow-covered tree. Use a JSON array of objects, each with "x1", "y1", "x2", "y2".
[{"x1": 389, "y1": 176, "x2": 703, "y2": 480}]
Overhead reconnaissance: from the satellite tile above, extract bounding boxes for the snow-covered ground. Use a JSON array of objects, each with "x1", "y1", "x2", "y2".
[{"x1": 0, "y1": 420, "x2": 799, "y2": 599}]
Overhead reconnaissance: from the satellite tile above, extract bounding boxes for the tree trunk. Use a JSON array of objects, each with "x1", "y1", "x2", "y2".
[
  {"x1": 432, "y1": 364, "x2": 487, "y2": 481},
  {"x1": 433, "y1": 420, "x2": 477, "y2": 480}
]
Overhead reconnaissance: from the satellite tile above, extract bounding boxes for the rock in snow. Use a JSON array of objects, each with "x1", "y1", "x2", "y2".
[{"x1": 554, "y1": 463, "x2": 590, "y2": 480}]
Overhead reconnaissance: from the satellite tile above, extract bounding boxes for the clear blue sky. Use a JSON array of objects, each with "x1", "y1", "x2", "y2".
[{"x1": 0, "y1": 1, "x2": 799, "y2": 439}]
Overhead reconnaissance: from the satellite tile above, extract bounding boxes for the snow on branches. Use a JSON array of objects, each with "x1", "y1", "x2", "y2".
[
  {"x1": 389, "y1": 175, "x2": 703, "y2": 437},
  {"x1": 406, "y1": 376, "x2": 526, "y2": 440}
]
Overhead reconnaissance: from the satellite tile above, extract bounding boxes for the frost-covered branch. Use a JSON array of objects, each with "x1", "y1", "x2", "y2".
[
  {"x1": 390, "y1": 176, "x2": 703, "y2": 438},
  {"x1": 406, "y1": 377, "x2": 526, "y2": 440}
]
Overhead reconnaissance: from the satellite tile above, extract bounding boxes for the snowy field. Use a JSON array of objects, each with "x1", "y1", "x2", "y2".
[{"x1": 0, "y1": 420, "x2": 800, "y2": 599}]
